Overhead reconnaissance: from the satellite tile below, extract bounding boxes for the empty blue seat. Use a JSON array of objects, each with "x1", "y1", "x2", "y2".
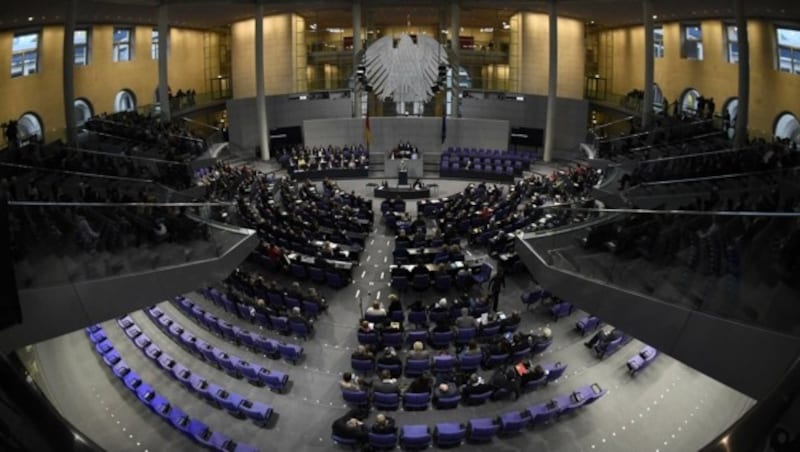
[
  {"x1": 627, "y1": 345, "x2": 658, "y2": 375},
  {"x1": 326, "y1": 271, "x2": 347, "y2": 289},
  {"x1": 465, "y1": 389, "x2": 494, "y2": 406},
  {"x1": 381, "y1": 331, "x2": 403, "y2": 348},
  {"x1": 497, "y1": 411, "x2": 529, "y2": 435},
  {"x1": 351, "y1": 357, "x2": 375, "y2": 375},
  {"x1": 407, "y1": 311, "x2": 427, "y2": 327},
  {"x1": 433, "y1": 355, "x2": 456, "y2": 374},
  {"x1": 278, "y1": 342, "x2": 303, "y2": 364},
  {"x1": 373, "y1": 392, "x2": 400, "y2": 410},
  {"x1": 290, "y1": 263, "x2": 307, "y2": 279},
  {"x1": 403, "y1": 392, "x2": 430, "y2": 411},
  {"x1": 431, "y1": 331, "x2": 453, "y2": 349},
  {"x1": 550, "y1": 301, "x2": 574, "y2": 320},
  {"x1": 467, "y1": 418, "x2": 499, "y2": 442},
  {"x1": 368, "y1": 431, "x2": 398, "y2": 450},
  {"x1": 400, "y1": 425, "x2": 431, "y2": 450},
  {"x1": 342, "y1": 388, "x2": 370, "y2": 407},
  {"x1": 241, "y1": 399, "x2": 273, "y2": 426},
  {"x1": 576, "y1": 315, "x2": 601, "y2": 335},
  {"x1": 459, "y1": 353, "x2": 482, "y2": 373},
  {"x1": 391, "y1": 275, "x2": 409, "y2": 291}
]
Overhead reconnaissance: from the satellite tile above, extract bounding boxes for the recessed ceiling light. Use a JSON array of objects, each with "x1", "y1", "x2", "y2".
[
  {"x1": 652, "y1": 15, "x2": 658, "y2": 20},
  {"x1": 28, "y1": 16, "x2": 34, "y2": 21}
]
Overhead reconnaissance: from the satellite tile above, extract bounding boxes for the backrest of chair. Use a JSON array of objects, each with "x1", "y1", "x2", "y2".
[{"x1": 368, "y1": 432, "x2": 398, "y2": 448}]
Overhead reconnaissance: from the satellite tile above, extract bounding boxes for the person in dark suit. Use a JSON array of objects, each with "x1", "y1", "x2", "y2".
[
  {"x1": 433, "y1": 382, "x2": 459, "y2": 405},
  {"x1": 376, "y1": 347, "x2": 402, "y2": 369},
  {"x1": 331, "y1": 409, "x2": 369, "y2": 444},
  {"x1": 288, "y1": 307, "x2": 312, "y2": 333},
  {"x1": 373, "y1": 370, "x2": 400, "y2": 395},
  {"x1": 454, "y1": 308, "x2": 477, "y2": 329},
  {"x1": 488, "y1": 269, "x2": 506, "y2": 312},
  {"x1": 585, "y1": 328, "x2": 623, "y2": 349},
  {"x1": 371, "y1": 413, "x2": 397, "y2": 434},
  {"x1": 406, "y1": 374, "x2": 433, "y2": 394},
  {"x1": 461, "y1": 373, "x2": 493, "y2": 397}
]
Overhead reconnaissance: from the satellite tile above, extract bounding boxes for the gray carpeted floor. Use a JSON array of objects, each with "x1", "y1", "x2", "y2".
[{"x1": 32, "y1": 172, "x2": 755, "y2": 452}]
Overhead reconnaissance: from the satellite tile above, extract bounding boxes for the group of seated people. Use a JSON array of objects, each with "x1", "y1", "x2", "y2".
[
  {"x1": 84, "y1": 111, "x2": 206, "y2": 162},
  {"x1": 223, "y1": 268, "x2": 328, "y2": 320},
  {"x1": 277, "y1": 144, "x2": 369, "y2": 173},
  {"x1": 388, "y1": 142, "x2": 420, "y2": 160}
]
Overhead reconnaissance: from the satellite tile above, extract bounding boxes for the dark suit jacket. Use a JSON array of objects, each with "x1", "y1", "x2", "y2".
[{"x1": 373, "y1": 380, "x2": 400, "y2": 394}]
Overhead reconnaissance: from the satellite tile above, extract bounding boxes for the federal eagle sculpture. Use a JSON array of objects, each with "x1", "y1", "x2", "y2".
[{"x1": 363, "y1": 33, "x2": 449, "y2": 104}]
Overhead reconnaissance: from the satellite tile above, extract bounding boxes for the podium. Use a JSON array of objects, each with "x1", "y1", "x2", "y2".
[{"x1": 398, "y1": 169, "x2": 408, "y2": 186}]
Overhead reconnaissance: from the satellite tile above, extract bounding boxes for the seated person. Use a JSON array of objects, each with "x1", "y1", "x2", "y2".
[
  {"x1": 371, "y1": 413, "x2": 397, "y2": 434},
  {"x1": 584, "y1": 328, "x2": 623, "y2": 349},
  {"x1": 429, "y1": 298, "x2": 450, "y2": 317},
  {"x1": 373, "y1": 370, "x2": 400, "y2": 395},
  {"x1": 288, "y1": 307, "x2": 312, "y2": 332},
  {"x1": 331, "y1": 409, "x2": 369, "y2": 444},
  {"x1": 530, "y1": 326, "x2": 553, "y2": 347},
  {"x1": 406, "y1": 374, "x2": 433, "y2": 394},
  {"x1": 478, "y1": 312, "x2": 500, "y2": 333},
  {"x1": 411, "y1": 263, "x2": 431, "y2": 278},
  {"x1": 490, "y1": 366, "x2": 520, "y2": 400},
  {"x1": 486, "y1": 336, "x2": 511, "y2": 356},
  {"x1": 459, "y1": 340, "x2": 482, "y2": 357},
  {"x1": 509, "y1": 333, "x2": 530, "y2": 354},
  {"x1": 387, "y1": 294, "x2": 403, "y2": 316},
  {"x1": 305, "y1": 287, "x2": 328, "y2": 311},
  {"x1": 407, "y1": 341, "x2": 430, "y2": 360},
  {"x1": 461, "y1": 373, "x2": 493, "y2": 397},
  {"x1": 515, "y1": 361, "x2": 547, "y2": 385},
  {"x1": 408, "y1": 299, "x2": 427, "y2": 313},
  {"x1": 365, "y1": 301, "x2": 387, "y2": 321},
  {"x1": 454, "y1": 308, "x2": 477, "y2": 329},
  {"x1": 433, "y1": 382, "x2": 459, "y2": 405},
  {"x1": 500, "y1": 310, "x2": 521, "y2": 330},
  {"x1": 340, "y1": 372, "x2": 364, "y2": 391},
  {"x1": 376, "y1": 347, "x2": 402, "y2": 369},
  {"x1": 429, "y1": 320, "x2": 453, "y2": 334},
  {"x1": 358, "y1": 320, "x2": 374, "y2": 334},
  {"x1": 395, "y1": 231, "x2": 411, "y2": 249},
  {"x1": 351, "y1": 345, "x2": 374, "y2": 362}
]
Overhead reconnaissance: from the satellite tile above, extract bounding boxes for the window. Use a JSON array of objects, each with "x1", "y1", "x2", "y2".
[
  {"x1": 774, "y1": 112, "x2": 799, "y2": 142},
  {"x1": 151, "y1": 29, "x2": 159, "y2": 59},
  {"x1": 74, "y1": 98, "x2": 94, "y2": 126},
  {"x1": 113, "y1": 27, "x2": 133, "y2": 62},
  {"x1": 74, "y1": 29, "x2": 90, "y2": 65},
  {"x1": 681, "y1": 24, "x2": 703, "y2": 60},
  {"x1": 114, "y1": 89, "x2": 137, "y2": 112},
  {"x1": 725, "y1": 25, "x2": 739, "y2": 63},
  {"x1": 11, "y1": 32, "x2": 40, "y2": 78},
  {"x1": 17, "y1": 112, "x2": 43, "y2": 142},
  {"x1": 653, "y1": 26, "x2": 664, "y2": 58},
  {"x1": 776, "y1": 27, "x2": 800, "y2": 74},
  {"x1": 680, "y1": 88, "x2": 701, "y2": 116}
]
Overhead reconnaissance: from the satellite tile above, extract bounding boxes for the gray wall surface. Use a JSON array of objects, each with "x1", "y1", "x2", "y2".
[
  {"x1": 461, "y1": 94, "x2": 589, "y2": 157},
  {"x1": 227, "y1": 95, "x2": 352, "y2": 151},
  {"x1": 303, "y1": 117, "x2": 510, "y2": 154}
]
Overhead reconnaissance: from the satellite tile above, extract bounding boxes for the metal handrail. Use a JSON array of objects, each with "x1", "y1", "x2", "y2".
[{"x1": 0, "y1": 162, "x2": 156, "y2": 184}]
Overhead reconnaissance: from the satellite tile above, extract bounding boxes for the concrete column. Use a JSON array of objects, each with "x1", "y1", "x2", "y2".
[
  {"x1": 734, "y1": 0, "x2": 749, "y2": 149},
  {"x1": 63, "y1": 0, "x2": 78, "y2": 145},
  {"x1": 255, "y1": 1, "x2": 270, "y2": 160},
  {"x1": 642, "y1": 0, "x2": 654, "y2": 129},
  {"x1": 353, "y1": 0, "x2": 362, "y2": 118},
  {"x1": 543, "y1": 0, "x2": 558, "y2": 162},
  {"x1": 449, "y1": 0, "x2": 460, "y2": 118},
  {"x1": 157, "y1": 3, "x2": 171, "y2": 122}
]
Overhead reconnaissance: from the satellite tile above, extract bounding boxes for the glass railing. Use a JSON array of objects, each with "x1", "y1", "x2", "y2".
[
  {"x1": 7, "y1": 202, "x2": 251, "y2": 289},
  {"x1": 528, "y1": 206, "x2": 800, "y2": 337}
]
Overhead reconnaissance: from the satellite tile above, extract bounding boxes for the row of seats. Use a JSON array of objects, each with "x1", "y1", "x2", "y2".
[
  {"x1": 86, "y1": 325, "x2": 259, "y2": 452},
  {"x1": 443, "y1": 147, "x2": 537, "y2": 163},
  {"x1": 174, "y1": 296, "x2": 304, "y2": 364},
  {"x1": 333, "y1": 383, "x2": 606, "y2": 449},
  {"x1": 143, "y1": 306, "x2": 289, "y2": 392},
  {"x1": 344, "y1": 362, "x2": 567, "y2": 410},
  {"x1": 198, "y1": 288, "x2": 316, "y2": 340},
  {"x1": 117, "y1": 315, "x2": 276, "y2": 423}
]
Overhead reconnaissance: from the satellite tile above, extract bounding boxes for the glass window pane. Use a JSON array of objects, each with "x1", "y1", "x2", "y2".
[
  {"x1": 12, "y1": 33, "x2": 38, "y2": 52},
  {"x1": 74, "y1": 30, "x2": 87, "y2": 45},
  {"x1": 685, "y1": 26, "x2": 702, "y2": 41},
  {"x1": 727, "y1": 26, "x2": 738, "y2": 43},
  {"x1": 75, "y1": 47, "x2": 87, "y2": 65},
  {"x1": 777, "y1": 28, "x2": 800, "y2": 48},
  {"x1": 113, "y1": 29, "x2": 129, "y2": 43}
]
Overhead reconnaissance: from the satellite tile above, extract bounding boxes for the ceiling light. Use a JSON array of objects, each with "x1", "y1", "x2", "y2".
[
  {"x1": 480, "y1": 27, "x2": 494, "y2": 33},
  {"x1": 652, "y1": 14, "x2": 658, "y2": 20},
  {"x1": 27, "y1": 16, "x2": 34, "y2": 22},
  {"x1": 326, "y1": 27, "x2": 343, "y2": 33}
]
